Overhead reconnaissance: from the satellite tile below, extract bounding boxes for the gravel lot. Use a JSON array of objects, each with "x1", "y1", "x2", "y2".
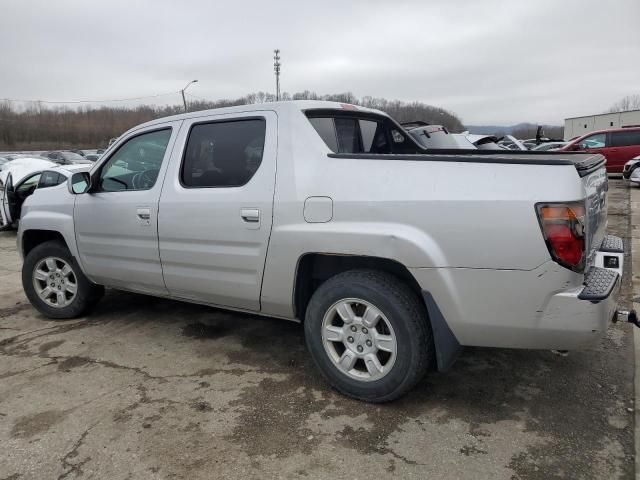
[{"x1": 0, "y1": 179, "x2": 636, "y2": 480}]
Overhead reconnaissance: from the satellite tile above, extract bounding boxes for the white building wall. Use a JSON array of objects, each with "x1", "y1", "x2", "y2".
[{"x1": 564, "y1": 109, "x2": 640, "y2": 140}]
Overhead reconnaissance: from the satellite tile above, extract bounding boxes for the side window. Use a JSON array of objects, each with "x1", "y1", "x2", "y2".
[
  {"x1": 181, "y1": 119, "x2": 265, "y2": 188},
  {"x1": 611, "y1": 130, "x2": 640, "y2": 147},
  {"x1": 16, "y1": 173, "x2": 42, "y2": 196},
  {"x1": 38, "y1": 171, "x2": 63, "y2": 189},
  {"x1": 578, "y1": 133, "x2": 606, "y2": 149},
  {"x1": 98, "y1": 129, "x2": 171, "y2": 192}
]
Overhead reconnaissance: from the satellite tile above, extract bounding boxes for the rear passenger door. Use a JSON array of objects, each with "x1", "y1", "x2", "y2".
[
  {"x1": 609, "y1": 130, "x2": 640, "y2": 173},
  {"x1": 158, "y1": 111, "x2": 277, "y2": 311}
]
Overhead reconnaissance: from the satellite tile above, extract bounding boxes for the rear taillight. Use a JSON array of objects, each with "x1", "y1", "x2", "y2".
[{"x1": 536, "y1": 202, "x2": 586, "y2": 272}]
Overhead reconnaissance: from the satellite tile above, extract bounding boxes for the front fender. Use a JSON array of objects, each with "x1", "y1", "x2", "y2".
[{"x1": 18, "y1": 188, "x2": 79, "y2": 260}]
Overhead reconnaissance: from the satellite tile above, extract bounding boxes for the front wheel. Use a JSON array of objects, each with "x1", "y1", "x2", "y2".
[
  {"x1": 22, "y1": 240, "x2": 104, "y2": 319},
  {"x1": 304, "y1": 270, "x2": 433, "y2": 402}
]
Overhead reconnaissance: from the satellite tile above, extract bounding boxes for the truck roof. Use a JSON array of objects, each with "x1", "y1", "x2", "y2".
[{"x1": 134, "y1": 100, "x2": 388, "y2": 131}]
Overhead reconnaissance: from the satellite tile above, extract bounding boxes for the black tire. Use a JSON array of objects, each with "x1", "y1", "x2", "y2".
[
  {"x1": 304, "y1": 269, "x2": 433, "y2": 403},
  {"x1": 22, "y1": 240, "x2": 104, "y2": 319}
]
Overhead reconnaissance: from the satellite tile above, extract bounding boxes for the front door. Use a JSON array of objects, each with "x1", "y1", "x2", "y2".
[
  {"x1": 576, "y1": 132, "x2": 610, "y2": 169},
  {"x1": 74, "y1": 123, "x2": 180, "y2": 294},
  {"x1": 158, "y1": 111, "x2": 277, "y2": 311}
]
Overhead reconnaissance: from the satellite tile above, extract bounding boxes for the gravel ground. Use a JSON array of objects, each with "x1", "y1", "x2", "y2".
[{"x1": 0, "y1": 179, "x2": 636, "y2": 479}]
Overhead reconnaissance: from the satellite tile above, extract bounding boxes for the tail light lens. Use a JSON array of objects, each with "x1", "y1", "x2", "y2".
[{"x1": 536, "y1": 202, "x2": 586, "y2": 272}]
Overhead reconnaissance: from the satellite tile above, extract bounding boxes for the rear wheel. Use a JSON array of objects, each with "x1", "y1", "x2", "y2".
[
  {"x1": 22, "y1": 240, "x2": 104, "y2": 319},
  {"x1": 304, "y1": 270, "x2": 433, "y2": 402}
]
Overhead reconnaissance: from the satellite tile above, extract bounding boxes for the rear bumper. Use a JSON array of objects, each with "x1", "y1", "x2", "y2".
[{"x1": 513, "y1": 235, "x2": 624, "y2": 350}]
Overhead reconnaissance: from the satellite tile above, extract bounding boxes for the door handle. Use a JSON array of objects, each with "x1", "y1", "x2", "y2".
[
  {"x1": 136, "y1": 207, "x2": 151, "y2": 220},
  {"x1": 240, "y1": 208, "x2": 260, "y2": 223}
]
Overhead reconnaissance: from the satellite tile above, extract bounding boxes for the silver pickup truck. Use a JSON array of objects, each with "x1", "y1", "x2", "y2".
[{"x1": 14, "y1": 101, "x2": 628, "y2": 402}]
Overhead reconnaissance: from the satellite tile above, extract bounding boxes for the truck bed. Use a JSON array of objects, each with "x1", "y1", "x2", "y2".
[{"x1": 328, "y1": 151, "x2": 606, "y2": 177}]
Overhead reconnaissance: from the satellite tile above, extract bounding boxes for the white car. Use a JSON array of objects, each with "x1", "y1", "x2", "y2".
[
  {"x1": 0, "y1": 157, "x2": 56, "y2": 182},
  {"x1": 468, "y1": 134, "x2": 507, "y2": 150},
  {"x1": 623, "y1": 156, "x2": 640, "y2": 185},
  {"x1": 532, "y1": 142, "x2": 569, "y2": 152},
  {"x1": 403, "y1": 123, "x2": 463, "y2": 149},
  {"x1": 0, "y1": 162, "x2": 89, "y2": 229}
]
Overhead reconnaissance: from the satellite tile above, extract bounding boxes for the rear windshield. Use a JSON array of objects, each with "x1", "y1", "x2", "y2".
[{"x1": 306, "y1": 111, "x2": 421, "y2": 154}]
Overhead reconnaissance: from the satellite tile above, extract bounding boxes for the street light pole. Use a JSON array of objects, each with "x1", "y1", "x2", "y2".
[
  {"x1": 181, "y1": 79, "x2": 198, "y2": 112},
  {"x1": 273, "y1": 50, "x2": 281, "y2": 101}
]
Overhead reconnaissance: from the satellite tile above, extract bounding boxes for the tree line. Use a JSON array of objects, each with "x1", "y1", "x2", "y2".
[
  {"x1": 608, "y1": 94, "x2": 640, "y2": 113},
  {"x1": 0, "y1": 92, "x2": 465, "y2": 150}
]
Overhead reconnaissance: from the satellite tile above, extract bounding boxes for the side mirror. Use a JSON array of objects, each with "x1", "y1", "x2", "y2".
[
  {"x1": 569, "y1": 143, "x2": 582, "y2": 151},
  {"x1": 68, "y1": 171, "x2": 91, "y2": 194}
]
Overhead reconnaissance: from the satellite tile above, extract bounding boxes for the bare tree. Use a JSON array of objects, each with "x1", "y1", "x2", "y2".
[{"x1": 608, "y1": 94, "x2": 640, "y2": 113}]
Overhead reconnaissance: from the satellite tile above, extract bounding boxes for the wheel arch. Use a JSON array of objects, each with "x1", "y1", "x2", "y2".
[
  {"x1": 293, "y1": 253, "x2": 422, "y2": 321},
  {"x1": 21, "y1": 229, "x2": 70, "y2": 258},
  {"x1": 293, "y1": 252, "x2": 462, "y2": 371}
]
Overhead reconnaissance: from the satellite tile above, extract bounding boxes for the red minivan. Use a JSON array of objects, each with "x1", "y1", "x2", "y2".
[{"x1": 559, "y1": 127, "x2": 640, "y2": 173}]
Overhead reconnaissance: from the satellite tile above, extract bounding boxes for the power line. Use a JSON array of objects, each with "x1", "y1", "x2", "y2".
[{"x1": 0, "y1": 90, "x2": 181, "y2": 105}]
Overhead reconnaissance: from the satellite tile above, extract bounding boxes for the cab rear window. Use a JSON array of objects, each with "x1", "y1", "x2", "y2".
[{"x1": 306, "y1": 111, "x2": 420, "y2": 155}]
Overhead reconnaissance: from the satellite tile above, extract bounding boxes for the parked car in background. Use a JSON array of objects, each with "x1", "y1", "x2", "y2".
[
  {"x1": 78, "y1": 149, "x2": 104, "y2": 161},
  {"x1": 403, "y1": 123, "x2": 462, "y2": 149},
  {"x1": 16, "y1": 100, "x2": 624, "y2": 402},
  {"x1": 0, "y1": 153, "x2": 31, "y2": 164},
  {"x1": 531, "y1": 142, "x2": 568, "y2": 151},
  {"x1": 558, "y1": 127, "x2": 640, "y2": 173},
  {"x1": 450, "y1": 133, "x2": 477, "y2": 149},
  {"x1": 41, "y1": 151, "x2": 92, "y2": 165},
  {"x1": 0, "y1": 158, "x2": 55, "y2": 182},
  {"x1": 469, "y1": 134, "x2": 507, "y2": 150},
  {"x1": 1, "y1": 162, "x2": 89, "y2": 229},
  {"x1": 623, "y1": 156, "x2": 640, "y2": 185},
  {"x1": 497, "y1": 136, "x2": 528, "y2": 151},
  {"x1": 1, "y1": 157, "x2": 57, "y2": 228}
]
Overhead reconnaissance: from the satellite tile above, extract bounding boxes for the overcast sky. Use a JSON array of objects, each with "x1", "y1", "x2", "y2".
[{"x1": 1, "y1": 0, "x2": 638, "y2": 125}]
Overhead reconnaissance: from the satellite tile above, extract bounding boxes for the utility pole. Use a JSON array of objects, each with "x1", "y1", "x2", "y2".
[
  {"x1": 273, "y1": 49, "x2": 281, "y2": 101},
  {"x1": 181, "y1": 79, "x2": 198, "y2": 112}
]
